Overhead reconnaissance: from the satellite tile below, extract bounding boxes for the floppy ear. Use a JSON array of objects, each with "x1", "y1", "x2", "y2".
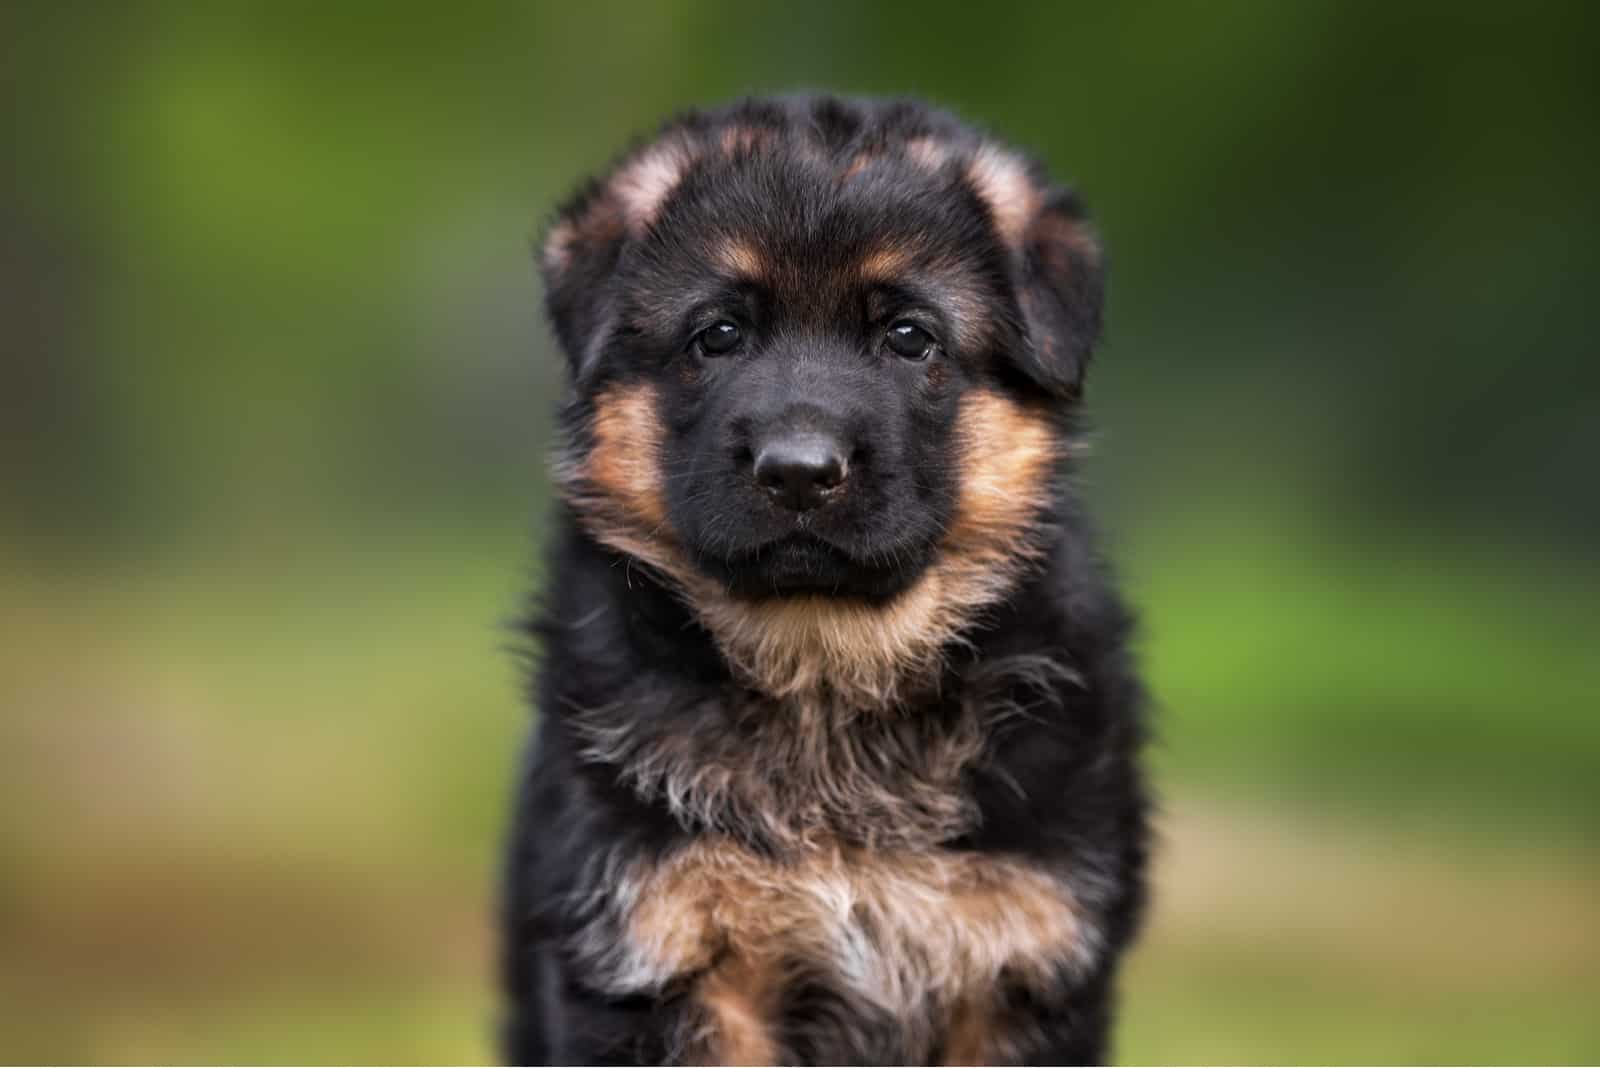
[
  {"x1": 539, "y1": 134, "x2": 702, "y2": 379},
  {"x1": 538, "y1": 183, "x2": 628, "y2": 379},
  {"x1": 1010, "y1": 187, "x2": 1106, "y2": 400}
]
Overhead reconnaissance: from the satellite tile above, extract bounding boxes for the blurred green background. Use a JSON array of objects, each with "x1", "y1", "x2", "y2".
[{"x1": 4, "y1": 1, "x2": 1597, "y2": 1063}]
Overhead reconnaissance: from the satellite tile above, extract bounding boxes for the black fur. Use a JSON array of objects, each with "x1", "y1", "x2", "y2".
[{"x1": 502, "y1": 95, "x2": 1149, "y2": 1065}]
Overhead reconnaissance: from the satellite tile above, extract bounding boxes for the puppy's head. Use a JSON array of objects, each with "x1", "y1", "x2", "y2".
[{"x1": 543, "y1": 98, "x2": 1102, "y2": 701}]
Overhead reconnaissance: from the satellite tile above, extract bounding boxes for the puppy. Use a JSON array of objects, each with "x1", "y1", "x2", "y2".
[{"x1": 502, "y1": 95, "x2": 1149, "y2": 1065}]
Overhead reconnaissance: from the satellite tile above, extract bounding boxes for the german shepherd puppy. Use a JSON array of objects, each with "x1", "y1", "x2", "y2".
[{"x1": 502, "y1": 95, "x2": 1149, "y2": 1065}]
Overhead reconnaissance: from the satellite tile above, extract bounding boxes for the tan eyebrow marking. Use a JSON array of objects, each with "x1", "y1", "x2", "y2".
[
  {"x1": 715, "y1": 237, "x2": 765, "y2": 278},
  {"x1": 859, "y1": 243, "x2": 916, "y2": 281}
]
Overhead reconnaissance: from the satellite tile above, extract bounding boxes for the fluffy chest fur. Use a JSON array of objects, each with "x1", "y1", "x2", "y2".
[
  {"x1": 580, "y1": 836, "x2": 1091, "y2": 1064},
  {"x1": 558, "y1": 648, "x2": 1097, "y2": 1061},
  {"x1": 569, "y1": 687, "x2": 993, "y2": 853}
]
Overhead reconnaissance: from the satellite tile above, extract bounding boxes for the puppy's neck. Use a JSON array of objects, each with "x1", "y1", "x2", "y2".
[{"x1": 550, "y1": 518, "x2": 1083, "y2": 851}]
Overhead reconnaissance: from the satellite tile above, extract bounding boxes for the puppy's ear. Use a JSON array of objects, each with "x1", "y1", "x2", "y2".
[
  {"x1": 1011, "y1": 188, "x2": 1105, "y2": 400},
  {"x1": 539, "y1": 135, "x2": 699, "y2": 378},
  {"x1": 538, "y1": 183, "x2": 628, "y2": 379},
  {"x1": 968, "y1": 146, "x2": 1105, "y2": 399}
]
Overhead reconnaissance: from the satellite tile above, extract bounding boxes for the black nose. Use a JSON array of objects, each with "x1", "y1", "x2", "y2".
[{"x1": 753, "y1": 432, "x2": 848, "y2": 511}]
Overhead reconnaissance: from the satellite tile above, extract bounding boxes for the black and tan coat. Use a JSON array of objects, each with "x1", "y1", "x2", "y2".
[{"x1": 502, "y1": 95, "x2": 1149, "y2": 1065}]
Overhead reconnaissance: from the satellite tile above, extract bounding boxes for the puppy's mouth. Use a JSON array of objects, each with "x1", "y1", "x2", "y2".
[{"x1": 694, "y1": 533, "x2": 928, "y2": 602}]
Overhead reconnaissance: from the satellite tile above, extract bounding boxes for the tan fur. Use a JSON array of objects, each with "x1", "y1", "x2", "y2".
[
  {"x1": 617, "y1": 837, "x2": 1086, "y2": 1062},
  {"x1": 839, "y1": 153, "x2": 867, "y2": 181},
  {"x1": 715, "y1": 237, "x2": 766, "y2": 278},
  {"x1": 905, "y1": 136, "x2": 955, "y2": 170},
  {"x1": 967, "y1": 144, "x2": 1039, "y2": 249},
  {"x1": 859, "y1": 243, "x2": 916, "y2": 281},
  {"x1": 688, "y1": 955, "x2": 783, "y2": 1066},
  {"x1": 943, "y1": 389, "x2": 1057, "y2": 551},
  {"x1": 719, "y1": 124, "x2": 774, "y2": 158},
  {"x1": 540, "y1": 192, "x2": 626, "y2": 280},
  {"x1": 539, "y1": 138, "x2": 688, "y2": 273},
  {"x1": 577, "y1": 384, "x2": 671, "y2": 531},
  {"x1": 559, "y1": 384, "x2": 1059, "y2": 710},
  {"x1": 839, "y1": 148, "x2": 882, "y2": 182},
  {"x1": 541, "y1": 217, "x2": 577, "y2": 274},
  {"x1": 942, "y1": 995, "x2": 1000, "y2": 1066},
  {"x1": 612, "y1": 136, "x2": 697, "y2": 231}
]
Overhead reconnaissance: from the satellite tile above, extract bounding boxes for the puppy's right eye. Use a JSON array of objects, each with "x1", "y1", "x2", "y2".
[
  {"x1": 884, "y1": 321, "x2": 938, "y2": 361},
  {"x1": 694, "y1": 320, "x2": 743, "y2": 356}
]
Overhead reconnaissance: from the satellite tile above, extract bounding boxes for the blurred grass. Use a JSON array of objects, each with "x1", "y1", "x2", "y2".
[
  {"x1": 1122, "y1": 798, "x2": 1600, "y2": 1064},
  {"x1": 1126, "y1": 513, "x2": 1600, "y2": 840},
  {"x1": 0, "y1": 537, "x2": 523, "y2": 1063}
]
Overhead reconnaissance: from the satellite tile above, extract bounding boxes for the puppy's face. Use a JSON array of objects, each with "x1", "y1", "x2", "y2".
[{"x1": 544, "y1": 98, "x2": 1103, "y2": 604}]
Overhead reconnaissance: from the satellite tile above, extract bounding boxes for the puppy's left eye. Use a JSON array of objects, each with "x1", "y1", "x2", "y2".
[
  {"x1": 694, "y1": 320, "x2": 743, "y2": 356},
  {"x1": 884, "y1": 321, "x2": 938, "y2": 361}
]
